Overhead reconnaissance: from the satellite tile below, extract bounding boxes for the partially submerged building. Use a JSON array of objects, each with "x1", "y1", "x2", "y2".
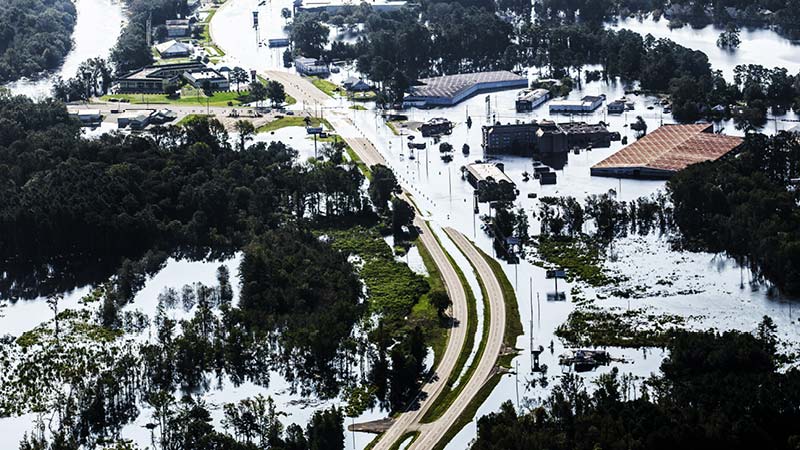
[
  {"x1": 549, "y1": 95, "x2": 605, "y2": 113},
  {"x1": 404, "y1": 71, "x2": 528, "y2": 107},
  {"x1": 464, "y1": 162, "x2": 517, "y2": 202},
  {"x1": 482, "y1": 120, "x2": 618, "y2": 156},
  {"x1": 294, "y1": 56, "x2": 330, "y2": 76},
  {"x1": 591, "y1": 123, "x2": 742, "y2": 179},
  {"x1": 419, "y1": 117, "x2": 453, "y2": 137},
  {"x1": 515, "y1": 88, "x2": 550, "y2": 112}
]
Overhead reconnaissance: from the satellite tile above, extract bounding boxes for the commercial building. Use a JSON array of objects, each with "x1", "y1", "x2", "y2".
[
  {"x1": 294, "y1": 56, "x2": 330, "y2": 76},
  {"x1": 549, "y1": 95, "x2": 605, "y2": 113},
  {"x1": 404, "y1": 71, "x2": 529, "y2": 107},
  {"x1": 591, "y1": 123, "x2": 742, "y2": 179},
  {"x1": 155, "y1": 40, "x2": 193, "y2": 58},
  {"x1": 482, "y1": 120, "x2": 617, "y2": 156},
  {"x1": 515, "y1": 88, "x2": 550, "y2": 112},
  {"x1": 607, "y1": 100, "x2": 625, "y2": 114},
  {"x1": 464, "y1": 162, "x2": 514, "y2": 188},
  {"x1": 118, "y1": 110, "x2": 155, "y2": 129},
  {"x1": 183, "y1": 68, "x2": 230, "y2": 90},
  {"x1": 115, "y1": 62, "x2": 206, "y2": 92},
  {"x1": 165, "y1": 19, "x2": 192, "y2": 37},
  {"x1": 68, "y1": 108, "x2": 102, "y2": 125}
]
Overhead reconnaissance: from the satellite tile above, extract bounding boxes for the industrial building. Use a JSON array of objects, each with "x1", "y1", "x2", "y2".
[
  {"x1": 482, "y1": 120, "x2": 618, "y2": 156},
  {"x1": 549, "y1": 95, "x2": 605, "y2": 113},
  {"x1": 515, "y1": 88, "x2": 550, "y2": 112},
  {"x1": 591, "y1": 123, "x2": 742, "y2": 179},
  {"x1": 404, "y1": 71, "x2": 529, "y2": 107},
  {"x1": 68, "y1": 108, "x2": 102, "y2": 126}
]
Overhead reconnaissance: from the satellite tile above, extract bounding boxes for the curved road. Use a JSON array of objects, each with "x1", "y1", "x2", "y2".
[{"x1": 210, "y1": 6, "x2": 511, "y2": 448}]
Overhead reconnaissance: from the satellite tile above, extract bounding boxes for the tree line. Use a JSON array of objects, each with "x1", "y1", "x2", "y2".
[
  {"x1": 0, "y1": 0, "x2": 77, "y2": 83},
  {"x1": 470, "y1": 318, "x2": 800, "y2": 450}
]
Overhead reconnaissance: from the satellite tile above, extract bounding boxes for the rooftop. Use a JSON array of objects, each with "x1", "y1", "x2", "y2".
[
  {"x1": 592, "y1": 124, "x2": 742, "y2": 174},
  {"x1": 466, "y1": 163, "x2": 514, "y2": 185},
  {"x1": 408, "y1": 71, "x2": 527, "y2": 100}
]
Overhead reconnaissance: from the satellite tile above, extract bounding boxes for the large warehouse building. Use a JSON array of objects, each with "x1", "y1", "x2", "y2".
[
  {"x1": 404, "y1": 71, "x2": 528, "y2": 107},
  {"x1": 591, "y1": 123, "x2": 742, "y2": 179}
]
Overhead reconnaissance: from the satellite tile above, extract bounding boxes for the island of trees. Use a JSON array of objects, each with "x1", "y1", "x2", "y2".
[{"x1": 0, "y1": 0, "x2": 77, "y2": 83}]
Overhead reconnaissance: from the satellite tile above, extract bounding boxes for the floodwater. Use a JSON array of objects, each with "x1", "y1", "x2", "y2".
[
  {"x1": 3, "y1": 0, "x2": 124, "y2": 98},
  {"x1": 2, "y1": 1, "x2": 800, "y2": 448},
  {"x1": 608, "y1": 16, "x2": 800, "y2": 80}
]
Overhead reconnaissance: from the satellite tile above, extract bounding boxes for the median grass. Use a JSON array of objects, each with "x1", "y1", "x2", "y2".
[
  {"x1": 256, "y1": 116, "x2": 330, "y2": 133},
  {"x1": 420, "y1": 232, "x2": 482, "y2": 424},
  {"x1": 389, "y1": 431, "x2": 419, "y2": 450},
  {"x1": 102, "y1": 87, "x2": 251, "y2": 107},
  {"x1": 429, "y1": 240, "x2": 523, "y2": 450},
  {"x1": 310, "y1": 76, "x2": 341, "y2": 97}
]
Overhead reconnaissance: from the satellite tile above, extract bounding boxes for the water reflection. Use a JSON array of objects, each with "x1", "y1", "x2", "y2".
[{"x1": 3, "y1": 0, "x2": 124, "y2": 98}]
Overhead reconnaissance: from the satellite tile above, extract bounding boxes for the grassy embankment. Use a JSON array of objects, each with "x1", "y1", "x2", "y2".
[
  {"x1": 419, "y1": 233, "x2": 480, "y2": 423},
  {"x1": 309, "y1": 76, "x2": 341, "y2": 97},
  {"x1": 430, "y1": 244, "x2": 522, "y2": 450}
]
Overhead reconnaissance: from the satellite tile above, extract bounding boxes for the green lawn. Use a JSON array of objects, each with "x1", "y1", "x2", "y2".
[
  {"x1": 256, "y1": 116, "x2": 330, "y2": 133},
  {"x1": 309, "y1": 77, "x2": 341, "y2": 98},
  {"x1": 350, "y1": 104, "x2": 367, "y2": 110},
  {"x1": 102, "y1": 86, "x2": 252, "y2": 107}
]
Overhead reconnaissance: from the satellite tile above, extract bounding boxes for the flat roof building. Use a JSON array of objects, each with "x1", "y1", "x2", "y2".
[
  {"x1": 115, "y1": 62, "x2": 206, "y2": 92},
  {"x1": 549, "y1": 95, "x2": 605, "y2": 113},
  {"x1": 404, "y1": 71, "x2": 528, "y2": 107},
  {"x1": 591, "y1": 123, "x2": 742, "y2": 179},
  {"x1": 183, "y1": 68, "x2": 230, "y2": 91},
  {"x1": 295, "y1": 56, "x2": 330, "y2": 76},
  {"x1": 516, "y1": 88, "x2": 550, "y2": 112},
  {"x1": 465, "y1": 162, "x2": 514, "y2": 187},
  {"x1": 482, "y1": 120, "x2": 617, "y2": 156}
]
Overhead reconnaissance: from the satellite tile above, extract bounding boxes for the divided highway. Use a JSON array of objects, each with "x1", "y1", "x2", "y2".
[{"x1": 211, "y1": 11, "x2": 513, "y2": 445}]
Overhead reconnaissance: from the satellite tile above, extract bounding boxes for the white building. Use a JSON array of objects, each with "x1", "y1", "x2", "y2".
[
  {"x1": 183, "y1": 68, "x2": 230, "y2": 91},
  {"x1": 549, "y1": 95, "x2": 605, "y2": 113},
  {"x1": 294, "y1": 56, "x2": 330, "y2": 76},
  {"x1": 155, "y1": 40, "x2": 193, "y2": 58}
]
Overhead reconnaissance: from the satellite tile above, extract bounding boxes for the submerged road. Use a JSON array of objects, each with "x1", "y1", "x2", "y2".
[{"x1": 211, "y1": 7, "x2": 510, "y2": 446}]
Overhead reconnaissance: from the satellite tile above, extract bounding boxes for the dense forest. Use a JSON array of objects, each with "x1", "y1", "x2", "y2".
[
  {"x1": 110, "y1": 0, "x2": 189, "y2": 74},
  {"x1": 0, "y1": 91, "x2": 445, "y2": 448},
  {"x1": 470, "y1": 321, "x2": 800, "y2": 450},
  {"x1": 669, "y1": 131, "x2": 800, "y2": 295},
  {"x1": 0, "y1": 0, "x2": 77, "y2": 83},
  {"x1": 290, "y1": 0, "x2": 800, "y2": 118}
]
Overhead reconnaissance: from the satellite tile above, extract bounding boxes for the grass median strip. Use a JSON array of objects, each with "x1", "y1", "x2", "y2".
[
  {"x1": 430, "y1": 237, "x2": 523, "y2": 450},
  {"x1": 420, "y1": 231, "x2": 482, "y2": 424}
]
